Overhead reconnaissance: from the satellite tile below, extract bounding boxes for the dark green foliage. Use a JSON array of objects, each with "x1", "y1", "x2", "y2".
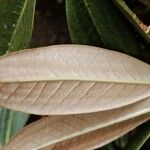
[
  {"x1": 66, "y1": 0, "x2": 102, "y2": 46},
  {"x1": 124, "y1": 121, "x2": 150, "y2": 150},
  {"x1": 66, "y1": 0, "x2": 148, "y2": 60},
  {"x1": 0, "y1": 0, "x2": 35, "y2": 55}
]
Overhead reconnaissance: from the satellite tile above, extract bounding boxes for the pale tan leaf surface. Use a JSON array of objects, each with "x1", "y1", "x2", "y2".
[
  {"x1": 3, "y1": 98, "x2": 150, "y2": 150},
  {"x1": 0, "y1": 45, "x2": 150, "y2": 83},
  {"x1": 0, "y1": 45, "x2": 149, "y2": 115},
  {"x1": 40, "y1": 115, "x2": 149, "y2": 150}
]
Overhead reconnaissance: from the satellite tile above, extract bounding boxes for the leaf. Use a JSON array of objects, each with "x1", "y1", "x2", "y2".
[
  {"x1": 114, "y1": 134, "x2": 129, "y2": 149},
  {"x1": 0, "y1": 45, "x2": 149, "y2": 115},
  {"x1": 0, "y1": 0, "x2": 36, "y2": 145},
  {"x1": 0, "y1": 109, "x2": 9, "y2": 146},
  {"x1": 113, "y1": 0, "x2": 150, "y2": 45},
  {"x1": 7, "y1": 111, "x2": 29, "y2": 138},
  {"x1": 0, "y1": 109, "x2": 29, "y2": 146},
  {"x1": 3, "y1": 110, "x2": 150, "y2": 150},
  {"x1": 0, "y1": 0, "x2": 36, "y2": 55},
  {"x1": 66, "y1": 0, "x2": 148, "y2": 60},
  {"x1": 40, "y1": 116, "x2": 149, "y2": 150},
  {"x1": 124, "y1": 120, "x2": 150, "y2": 150}
]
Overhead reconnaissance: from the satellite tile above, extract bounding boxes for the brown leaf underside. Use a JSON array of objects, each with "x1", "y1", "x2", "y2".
[
  {"x1": 0, "y1": 45, "x2": 149, "y2": 115},
  {"x1": 3, "y1": 114, "x2": 149, "y2": 150}
]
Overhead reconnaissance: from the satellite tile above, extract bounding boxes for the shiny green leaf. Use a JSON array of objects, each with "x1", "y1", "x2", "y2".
[{"x1": 66, "y1": 0, "x2": 148, "y2": 61}]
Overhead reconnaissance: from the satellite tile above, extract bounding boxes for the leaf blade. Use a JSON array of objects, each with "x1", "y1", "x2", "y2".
[
  {"x1": 3, "y1": 105, "x2": 150, "y2": 150},
  {"x1": 0, "y1": 45, "x2": 149, "y2": 115},
  {"x1": 0, "y1": 0, "x2": 36, "y2": 54},
  {"x1": 0, "y1": 45, "x2": 150, "y2": 83}
]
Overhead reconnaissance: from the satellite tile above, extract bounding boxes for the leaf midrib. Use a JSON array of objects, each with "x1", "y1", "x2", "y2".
[{"x1": 0, "y1": 78, "x2": 149, "y2": 85}]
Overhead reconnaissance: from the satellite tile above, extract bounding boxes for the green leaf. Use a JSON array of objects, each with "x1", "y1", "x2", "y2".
[
  {"x1": 0, "y1": 109, "x2": 29, "y2": 146},
  {"x1": 0, "y1": 0, "x2": 36, "y2": 54},
  {"x1": 114, "y1": 134, "x2": 129, "y2": 149},
  {"x1": 0, "y1": 109, "x2": 9, "y2": 146},
  {"x1": 66, "y1": 0, "x2": 148, "y2": 60},
  {"x1": 0, "y1": 0, "x2": 36, "y2": 146},
  {"x1": 124, "y1": 121, "x2": 150, "y2": 150}
]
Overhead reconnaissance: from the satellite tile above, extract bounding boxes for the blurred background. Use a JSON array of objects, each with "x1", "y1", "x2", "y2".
[
  {"x1": 31, "y1": 0, "x2": 70, "y2": 47},
  {"x1": 31, "y1": 0, "x2": 150, "y2": 47}
]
